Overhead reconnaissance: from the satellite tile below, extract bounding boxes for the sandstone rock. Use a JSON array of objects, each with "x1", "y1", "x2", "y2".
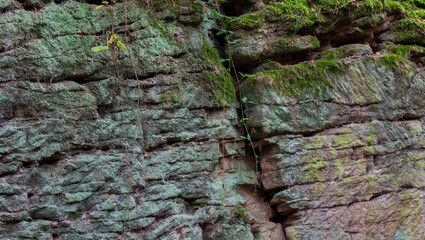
[{"x1": 2, "y1": 0, "x2": 425, "y2": 239}]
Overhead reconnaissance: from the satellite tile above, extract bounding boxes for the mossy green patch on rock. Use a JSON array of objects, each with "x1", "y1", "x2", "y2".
[
  {"x1": 226, "y1": 11, "x2": 265, "y2": 29},
  {"x1": 201, "y1": 40, "x2": 235, "y2": 105},
  {"x1": 265, "y1": 0, "x2": 321, "y2": 30},
  {"x1": 303, "y1": 157, "x2": 327, "y2": 181},
  {"x1": 275, "y1": 34, "x2": 320, "y2": 55},
  {"x1": 247, "y1": 59, "x2": 344, "y2": 96},
  {"x1": 159, "y1": 91, "x2": 180, "y2": 103},
  {"x1": 372, "y1": 44, "x2": 423, "y2": 75},
  {"x1": 321, "y1": 44, "x2": 373, "y2": 60},
  {"x1": 152, "y1": 0, "x2": 204, "y2": 26}
]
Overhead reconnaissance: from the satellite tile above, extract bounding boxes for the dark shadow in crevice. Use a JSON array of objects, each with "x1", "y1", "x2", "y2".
[
  {"x1": 38, "y1": 152, "x2": 65, "y2": 166},
  {"x1": 0, "y1": 171, "x2": 15, "y2": 178},
  {"x1": 27, "y1": 192, "x2": 34, "y2": 199},
  {"x1": 210, "y1": 29, "x2": 228, "y2": 66},
  {"x1": 81, "y1": 0, "x2": 107, "y2": 5},
  {"x1": 221, "y1": 0, "x2": 255, "y2": 17},
  {"x1": 52, "y1": 233, "x2": 60, "y2": 239},
  {"x1": 15, "y1": 0, "x2": 44, "y2": 11},
  {"x1": 400, "y1": 113, "x2": 422, "y2": 121}
]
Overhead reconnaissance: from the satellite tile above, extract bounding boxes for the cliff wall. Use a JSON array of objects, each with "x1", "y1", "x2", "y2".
[{"x1": 1, "y1": 0, "x2": 425, "y2": 239}]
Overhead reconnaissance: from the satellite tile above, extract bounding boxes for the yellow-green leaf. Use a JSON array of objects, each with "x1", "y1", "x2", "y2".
[
  {"x1": 117, "y1": 41, "x2": 129, "y2": 51},
  {"x1": 91, "y1": 45, "x2": 108, "y2": 52}
]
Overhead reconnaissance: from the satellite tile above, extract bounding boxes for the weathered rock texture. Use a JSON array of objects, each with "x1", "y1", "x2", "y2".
[{"x1": 1, "y1": 0, "x2": 425, "y2": 239}]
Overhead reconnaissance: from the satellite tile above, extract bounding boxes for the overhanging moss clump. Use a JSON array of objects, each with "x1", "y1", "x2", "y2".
[{"x1": 249, "y1": 59, "x2": 345, "y2": 96}]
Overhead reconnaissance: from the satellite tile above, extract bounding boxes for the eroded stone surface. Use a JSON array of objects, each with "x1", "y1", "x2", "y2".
[
  {"x1": 0, "y1": 1, "x2": 274, "y2": 239},
  {"x1": 2, "y1": 0, "x2": 425, "y2": 239},
  {"x1": 243, "y1": 49, "x2": 425, "y2": 239}
]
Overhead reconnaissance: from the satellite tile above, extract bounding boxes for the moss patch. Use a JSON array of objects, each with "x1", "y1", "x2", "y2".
[
  {"x1": 321, "y1": 44, "x2": 372, "y2": 60},
  {"x1": 201, "y1": 40, "x2": 235, "y2": 105},
  {"x1": 265, "y1": 0, "x2": 321, "y2": 31},
  {"x1": 248, "y1": 59, "x2": 345, "y2": 96},
  {"x1": 374, "y1": 44, "x2": 425, "y2": 74},
  {"x1": 275, "y1": 34, "x2": 320, "y2": 55},
  {"x1": 226, "y1": 11, "x2": 264, "y2": 29},
  {"x1": 160, "y1": 91, "x2": 180, "y2": 103},
  {"x1": 227, "y1": 0, "x2": 425, "y2": 43}
]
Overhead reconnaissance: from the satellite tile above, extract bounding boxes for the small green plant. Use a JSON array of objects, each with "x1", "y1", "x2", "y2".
[
  {"x1": 233, "y1": 207, "x2": 246, "y2": 220},
  {"x1": 91, "y1": 31, "x2": 129, "y2": 53},
  {"x1": 91, "y1": 1, "x2": 129, "y2": 53}
]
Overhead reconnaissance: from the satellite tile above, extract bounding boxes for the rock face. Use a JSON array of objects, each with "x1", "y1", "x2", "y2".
[{"x1": 1, "y1": 0, "x2": 425, "y2": 239}]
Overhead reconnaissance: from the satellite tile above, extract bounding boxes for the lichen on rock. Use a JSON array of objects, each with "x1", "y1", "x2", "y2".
[{"x1": 1, "y1": 0, "x2": 425, "y2": 239}]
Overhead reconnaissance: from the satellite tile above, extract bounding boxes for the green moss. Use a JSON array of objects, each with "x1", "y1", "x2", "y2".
[
  {"x1": 201, "y1": 40, "x2": 235, "y2": 105},
  {"x1": 150, "y1": 18, "x2": 173, "y2": 42},
  {"x1": 342, "y1": 176, "x2": 354, "y2": 184},
  {"x1": 333, "y1": 159, "x2": 345, "y2": 179},
  {"x1": 202, "y1": 70, "x2": 235, "y2": 105},
  {"x1": 358, "y1": 0, "x2": 384, "y2": 13},
  {"x1": 226, "y1": 0, "x2": 425, "y2": 39},
  {"x1": 321, "y1": 44, "x2": 372, "y2": 60},
  {"x1": 382, "y1": 0, "x2": 425, "y2": 45},
  {"x1": 365, "y1": 135, "x2": 378, "y2": 145},
  {"x1": 151, "y1": 0, "x2": 203, "y2": 25},
  {"x1": 250, "y1": 59, "x2": 344, "y2": 96},
  {"x1": 365, "y1": 174, "x2": 377, "y2": 200},
  {"x1": 265, "y1": 0, "x2": 321, "y2": 31},
  {"x1": 374, "y1": 44, "x2": 424, "y2": 74},
  {"x1": 356, "y1": 13, "x2": 386, "y2": 27},
  {"x1": 232, "y1": 207, "x2": 247, "y2": 220},
  {"x1": 191, "y1": 198, "x2": 206, "y2": 205},
  {"x1": 263, "y1": 0, "x2": 385, "y2": 31},
  {"x1": 226, "y1": 11, "x2": 264, "y2": 29},
  {"x1": 160, "y1": 91, "x2": 180, "y2": 103},
  {"x1": 311, "y1": 0, "x2": 351, "y2": 11},
  {"x1": 385, "y1": 44, "x2": 424, "y2": 56},
  {"x1": 254, "y1": 61, "x2": 283, "y2": 72},
  {"x1": 396, "y1": 18, "x2": 425, "y2": 32},
  {"x1": 275, "y1": 35, "x2": 320, "y2": 55},
  {"x1": 384, "y1": 0, "x2": 406, "y2": 13},
  {"x1": 201, "y1": 40, "x2": 222, "y2": 67},
  {"x1": 334, "y1": 134, "x2": 354, "y2": 148},
  {"x1": 378, "y1": 54, "x2": 405, "y2": 68},
  {"x1": 307, "y1": 136, "x2": 327, "y2": 149},
  {"x1": 303, "y1": 157, "x2": 327, "y2": 181}
]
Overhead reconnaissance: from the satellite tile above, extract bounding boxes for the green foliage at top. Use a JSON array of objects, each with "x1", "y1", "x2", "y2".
[
  {"x1": 228, "y1": 0, "x2": 425, "y2": 34},
  {"x1": 248, "y1": 59, "x2": 344, "y2": 96},
  {"x1": 265, "y1": 0, "x2": 323, "y2": 30}
]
